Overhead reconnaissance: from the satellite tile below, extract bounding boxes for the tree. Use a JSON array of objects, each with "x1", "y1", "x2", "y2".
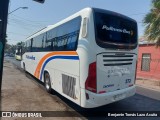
[
  {"x1": 4, "y1": 35, "x2": 9, "y2": 52},
  {"x1": 16, "y1": 42, "x2": 22, "y2": 46},
  {"x1": 143, "y1": 0, "x2": 160, "y2": 46}
]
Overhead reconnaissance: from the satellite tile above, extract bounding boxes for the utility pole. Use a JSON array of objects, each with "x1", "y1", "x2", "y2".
[
  {"x1": 21, "y1": 41, "x2": 23, "y2": 59},
  {"x1": 0, "y1": 0, "x2": 44, "y2": 91},
  {"x1": 0, "y1": 0, "x2": 10, "y2": 90},
  {"x1": 9, "y1": 7, "x2": 28, "y2": 15}
]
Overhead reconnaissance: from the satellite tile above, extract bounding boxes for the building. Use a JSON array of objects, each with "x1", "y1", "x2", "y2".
[{"x1": 137, "y1": 40, "x2": 160, "y2": 80}]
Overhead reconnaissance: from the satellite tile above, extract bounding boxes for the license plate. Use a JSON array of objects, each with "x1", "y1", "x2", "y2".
[{"x1": 114, "y1": 93, "x2": 124, "y2": 100}]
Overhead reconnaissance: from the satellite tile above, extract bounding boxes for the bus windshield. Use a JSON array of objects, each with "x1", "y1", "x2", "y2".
[{"x1": 94, "y1": 9, "x2": 137, "y2": 49}]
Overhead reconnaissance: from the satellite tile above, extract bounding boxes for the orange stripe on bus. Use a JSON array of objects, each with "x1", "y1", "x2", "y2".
[{"x1": 34, "y1": 51, "x2": 78, "y2": 79}]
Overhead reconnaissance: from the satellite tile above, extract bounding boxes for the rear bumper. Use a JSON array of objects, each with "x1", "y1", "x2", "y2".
[{"x1": 80, "y1": 85, "x2": 136, "y2": 108}]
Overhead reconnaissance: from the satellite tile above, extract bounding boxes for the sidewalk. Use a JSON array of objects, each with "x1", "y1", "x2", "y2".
[
  {"x1": 1, "y1": 60, "x2": 80, "y2": 120},
  {"x1": 136, "y1": 77, "x2": 160, "y2": 92}
]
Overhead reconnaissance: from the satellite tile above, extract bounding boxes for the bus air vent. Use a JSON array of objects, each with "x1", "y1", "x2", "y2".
[{"x1": 62, "y1": 74, "x2": 76, "y2": 99}]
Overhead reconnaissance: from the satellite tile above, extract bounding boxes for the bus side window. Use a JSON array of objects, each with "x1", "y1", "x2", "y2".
[{"x1": 31, "y1": 38, "x2": 33, "y2": 52}]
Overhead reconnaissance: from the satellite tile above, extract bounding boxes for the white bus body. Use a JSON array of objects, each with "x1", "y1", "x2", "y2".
[{"x1": 21, "y1": 8, "x2": 138, "y2": 108}]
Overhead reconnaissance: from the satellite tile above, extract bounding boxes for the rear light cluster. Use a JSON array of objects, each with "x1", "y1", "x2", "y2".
[
  {"x1": 98, "y1": 91, "x2": 106, "y2": 94},
  {"x1": 129, "y1": 61, "x2": 137, "y2": 87},
  {"x1": 85, "y1": 62, "x2": 97, "y2": 93},
  {"x1": 134, "y1": 61, "x2": 138, "y2": 84}
]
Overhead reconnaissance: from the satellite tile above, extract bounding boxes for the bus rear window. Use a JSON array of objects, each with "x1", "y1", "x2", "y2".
[{"x1": 94, "y1": 10, "x2": 137, "y2": 49}]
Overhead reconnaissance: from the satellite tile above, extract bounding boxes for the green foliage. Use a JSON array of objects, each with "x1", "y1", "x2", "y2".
[{"x1": 143, "y1": 0, "x2": 160, "y2": 46}]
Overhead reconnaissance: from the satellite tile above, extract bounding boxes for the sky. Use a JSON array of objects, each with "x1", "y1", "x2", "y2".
[{"x1": 7, "y1": 0, "x2": 152, "y2": 45}]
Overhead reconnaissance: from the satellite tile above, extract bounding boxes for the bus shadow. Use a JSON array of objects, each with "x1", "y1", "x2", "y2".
[
  {"x1": 54, "y1": 91, "x2": 160, "y2": 119},
  {"x1": 54, "y1": 90, "x2": 129, "y2": 118},
  {"x1": 24, "y1": 72, "x2": 160, "y2": 119}
]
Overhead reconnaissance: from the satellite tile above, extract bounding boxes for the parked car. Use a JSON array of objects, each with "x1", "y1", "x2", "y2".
[
  {"x1": 9, "y1": 53, "x2": 14, "y2": 57},
  {"x1": 4, "y1": 53, "x2": 10, "y2": 57}
]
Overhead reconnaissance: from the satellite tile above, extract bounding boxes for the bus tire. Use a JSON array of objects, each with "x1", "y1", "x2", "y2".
[
  {"x1": 44, "y1": 72, "x2": 52, "y2": 93},
  {"x1": 23, "y1": 63, "x2": 26, "y2": 72},
  {"x1": 23, "y1": 63, "x2": 28, "y2": 77}
]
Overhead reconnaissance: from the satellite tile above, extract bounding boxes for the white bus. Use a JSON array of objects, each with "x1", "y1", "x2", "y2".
[
  {"x1": 21, "y1": 8, "x2": 138, "y2": 108},
  {"x1": 15, "y1": 45, "x2": 22, "y2": 60}
]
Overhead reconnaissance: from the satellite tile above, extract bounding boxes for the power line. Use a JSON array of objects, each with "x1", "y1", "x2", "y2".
[
  {"x1": 8, "y1": 17, "x2": 47, "y2": 34},
  {"x1": 8, "y1": 18, "x2": 46, "y2": 27},
  {"x1": 8, "y1": 39, "x2": 23, "y2": 41},
  {"x1": 10, "y1": 14, "x2": 50, "y2": 24},
  {"x1": 7, "y1": 31, "x2": 29, "y2": 36},
  {"x1": 8, "y1": 23, "x2": 37, "y2": 31}
]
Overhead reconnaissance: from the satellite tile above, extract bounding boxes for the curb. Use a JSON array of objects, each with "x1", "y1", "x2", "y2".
[
  {"x1": 136, "y1": 78, "x2": 160, "y2": 85},
  {"x1": 136, "y1": 84, "x2": 160, "y2": 93}
]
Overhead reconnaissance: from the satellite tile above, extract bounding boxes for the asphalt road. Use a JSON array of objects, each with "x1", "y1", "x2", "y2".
[
  {"x1": 4, "y1": 56, "x2": 21, "y2": 67},
  {"x1": 3, "y1": 57, "x2": 160, "y2": 120}
]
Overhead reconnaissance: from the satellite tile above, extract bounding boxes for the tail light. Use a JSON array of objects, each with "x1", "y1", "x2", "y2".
[
  {"x1": 85, "y1": 62, "x2": 97, "y2": 93},
  {"x1": 134, "y1": 61, "x2": 138, "y2": 84}
]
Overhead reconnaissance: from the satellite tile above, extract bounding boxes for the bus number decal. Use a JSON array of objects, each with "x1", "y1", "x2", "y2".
[{"x1": 125, "y1": 79, "x2": 131, "y2": 84}]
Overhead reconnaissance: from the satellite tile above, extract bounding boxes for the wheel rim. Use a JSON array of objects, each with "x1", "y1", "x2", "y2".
[{"x1": 45, "y1": 74, "x2": 50, "y2": 90}]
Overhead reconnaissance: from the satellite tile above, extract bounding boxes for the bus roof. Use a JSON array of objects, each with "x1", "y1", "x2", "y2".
[{"x1": 26, "y1": 7, "x2": 137, "y2": 40}]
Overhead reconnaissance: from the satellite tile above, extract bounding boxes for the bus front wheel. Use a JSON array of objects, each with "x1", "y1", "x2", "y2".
[{"x1": 44, "y1": 72, "x2": 52, "y2": 93}]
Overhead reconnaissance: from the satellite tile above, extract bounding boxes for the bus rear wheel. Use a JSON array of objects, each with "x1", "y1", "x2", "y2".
[{"x1": 44, "y1": 72, "x2": 52, "y2": 93}]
